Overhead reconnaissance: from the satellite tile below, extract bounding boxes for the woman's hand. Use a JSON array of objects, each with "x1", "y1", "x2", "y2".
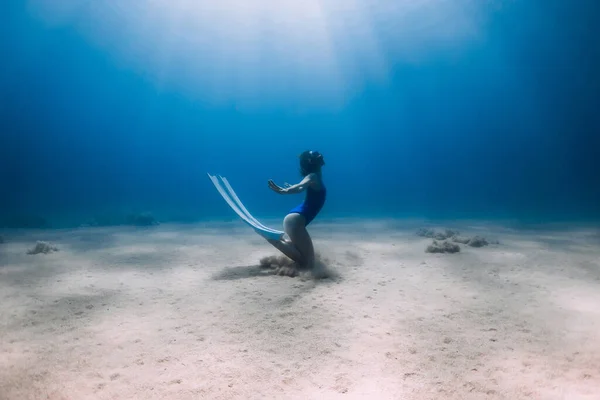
[
  {"x1": 268, "y1": 179, "x2": 286, "y2": 194},
  {"x1": 269, "y1": 176, "x2": 312, "y2": 195}
]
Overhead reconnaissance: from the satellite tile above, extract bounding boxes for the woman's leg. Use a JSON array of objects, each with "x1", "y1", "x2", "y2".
[
  {"x1": 283, "y1": 213, "x2": 315, "y2": 269},
  {"x1": 266, "y1": 237, "x2": 304, "y2": 264}
]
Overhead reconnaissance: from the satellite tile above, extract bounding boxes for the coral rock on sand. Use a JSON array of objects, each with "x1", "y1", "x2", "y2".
[
  {"x1": 468, "y1": 236, "x2": 489, "y2": 248},
  {"x1": 417, "y1": 228, "x2": 460, "y2": 241},
  {"x1": 452, "y1": 235, "x2": 471, "y2": 244},
  {"x1": 27, "y1": 241, "x2": 59, "y2": 255},
  {"x1": 426, "y1": 240, "x2": 460, "y2": 254},
  {"x1": 418, "y1": 228, "x2": 496, "y2": 250}
]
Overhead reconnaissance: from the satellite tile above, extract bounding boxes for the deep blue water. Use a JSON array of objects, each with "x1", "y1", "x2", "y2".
[{"x1": 1, "y1": 0, "x2": 599, "y2": 228}]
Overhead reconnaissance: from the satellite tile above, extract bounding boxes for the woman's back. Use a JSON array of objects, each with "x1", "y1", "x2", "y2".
[{"x1": 291, "y1": 174, "x2": 326, "y2": 225}]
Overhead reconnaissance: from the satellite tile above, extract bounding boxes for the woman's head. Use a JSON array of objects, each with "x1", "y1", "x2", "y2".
[{"x1": 299, "y1": 150, "x2": 325, "y2": 176}]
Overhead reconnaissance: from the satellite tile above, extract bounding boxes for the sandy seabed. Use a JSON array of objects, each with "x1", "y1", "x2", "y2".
[{"x1": 1, "y1": 219, "x2": 599, "y2": 400}]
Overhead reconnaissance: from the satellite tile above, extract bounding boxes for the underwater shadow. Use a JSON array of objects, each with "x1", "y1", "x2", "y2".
[
  {"x1": 212, "y1": 259, "x2": 341, "y2": 282},
  {"x1": 212, "y1": 264, "x2": 279, "y2": 281}
]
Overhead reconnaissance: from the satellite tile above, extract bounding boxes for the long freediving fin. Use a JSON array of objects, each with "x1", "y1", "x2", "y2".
[
  {"x1": 218, "y1": 175, "x2": 281, "y2": 234},
  {"x1": 207, "y1": 173, "x2": 284, "y2": 241}
]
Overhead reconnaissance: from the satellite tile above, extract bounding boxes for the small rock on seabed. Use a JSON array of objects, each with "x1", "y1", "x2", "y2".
[
  {"x1": 27, "y1": 241, "x2": 59, "y2": 255},
  {"x1": 426, "y1": 240, "x2": 460, "y2": 254}
]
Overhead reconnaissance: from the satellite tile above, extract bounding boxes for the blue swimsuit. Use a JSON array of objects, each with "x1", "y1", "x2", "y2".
[{"x1": 289, "y1": 185, "x2": 327, "y2": 226}]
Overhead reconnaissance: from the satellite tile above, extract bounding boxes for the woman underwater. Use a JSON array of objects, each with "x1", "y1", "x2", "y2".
[{"x1": 266, "y1": 150, "x2": 327, "y2": 270}]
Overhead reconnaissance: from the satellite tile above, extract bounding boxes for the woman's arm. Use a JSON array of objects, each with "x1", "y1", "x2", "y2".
[{"x1": 269, "y1": 174, "x2": 314, "y2": 195}]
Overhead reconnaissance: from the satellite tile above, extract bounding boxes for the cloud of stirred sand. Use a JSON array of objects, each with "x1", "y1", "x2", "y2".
[{"x1": 259, "y1": 253, "x2": 339, "y2": 280}]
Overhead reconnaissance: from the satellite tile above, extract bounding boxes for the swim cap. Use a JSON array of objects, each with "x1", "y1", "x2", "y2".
[{"x1": 299, "y1": 150, "x2": 325, "y2": 176}]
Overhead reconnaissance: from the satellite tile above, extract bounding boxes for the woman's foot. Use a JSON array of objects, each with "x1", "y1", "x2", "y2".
[{"x1": 266, "y1": 238, "x2": 304, "y2": 264}]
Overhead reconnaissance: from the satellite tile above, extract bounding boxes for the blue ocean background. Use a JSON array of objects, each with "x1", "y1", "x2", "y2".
[{"x1": 1, "y1": 0, "x2": 598, "y2": 229}]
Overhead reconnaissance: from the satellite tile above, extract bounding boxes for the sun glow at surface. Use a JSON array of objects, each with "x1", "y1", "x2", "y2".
[{"x1": 27, "y1": 0, "x2": 490, "y2": 110}]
